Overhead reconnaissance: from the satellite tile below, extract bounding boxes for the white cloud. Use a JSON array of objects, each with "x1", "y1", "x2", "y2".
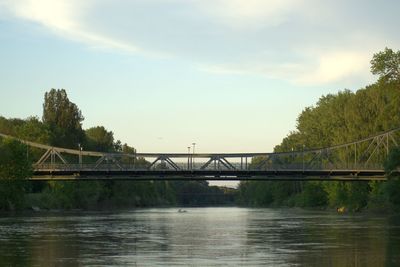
[
  {"x1": 0, "y1": 0, "x2": 143, "y2": 54},
  {"x1": 0, "y1": 0, "x2": 393, "y2": 86},
  {"x1": 200, "y1": 50, "x2": 372, "y2": 86},
  {"x1": 297, "y1": 51, "x2": 370, "y2": 85},
  {"x1": 6, "y1": 0, "x2": 81, "y2": 31}
]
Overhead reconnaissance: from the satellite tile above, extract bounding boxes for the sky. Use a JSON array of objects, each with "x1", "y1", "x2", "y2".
[{"x1": 0, "y1": 0, "x2": 399, "y2": 156}]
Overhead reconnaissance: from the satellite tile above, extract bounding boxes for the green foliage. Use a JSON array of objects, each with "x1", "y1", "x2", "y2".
[
  {"x1": 0, "y1": 116, "x2": 25, "y2": 136},
  {"x1": 0, "y1": 138, "x2": 31, "y2": 210},
  {"x1": 237, "y1": 181, "x2": 298, "y2": 206},
  {"x1": 85, "y1": 126, "x2": 115, "y2": 152},
  {"x1": 322, "y1": 182, "x2": 345, "y2": 207},
  {"x1": 367, "y1": 181, "x2": 390, "y2": 211},
  {"x1": 15, "y1": 116, "x2": 53, "y2": 144},
  {"x1": 367, "y1": 180, "x2": 400, "y2": 212},
  {"x1": 42, "y1": 88, "x2": 84, "y2": 148},
  {"x1": 382, "y1": 147, "x2": 400, "y2": 211},
  {"x1": 122, "y1": 143, "x2": 136, "y2": 154},
  {"x1": 0, "y1": 89, "x2": 235, "y2": 210},
  {"x1": 384, "y1": 147, "x2": 400, "y2": 175},
  {"x1": 300, "y1": 182, "x2": 328, "y2": 207},
  {"x1": 346, "y1": 182, "x2": 370, "y2": 210},
  {"x1": 172, "y1": 181, "x2": 233, "y2": 206},
  {"x1": 4, "y1": 47, "x2": 400, "y2": 212},
  {"x1": 39, "y1": 181, "x2": 107, "y2": 209},
  {"x1": 371, "y1": 47, "x2": 400, "y2": 82},
  {"x1": 111, "y1": 181, "x2": 175, "y2": 207},
  {"x1": 35, "y1": 180, "x2": 234, "y2": 209},
  {"x1": 384, "y1": 179, "x2": 400, "y2": 208},
  {"x1": 238, "y1": 48, "x2": 400, "y2": 211}
]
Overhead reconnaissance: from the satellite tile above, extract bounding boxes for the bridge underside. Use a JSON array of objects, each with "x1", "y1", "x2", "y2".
[{"x1": 31, "y1": 169, "x2": 387, "y2": 181}]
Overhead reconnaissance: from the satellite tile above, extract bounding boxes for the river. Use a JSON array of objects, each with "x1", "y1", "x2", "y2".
[{"x1": 0, "y1": 207, "x2": 399, "y2": 266}]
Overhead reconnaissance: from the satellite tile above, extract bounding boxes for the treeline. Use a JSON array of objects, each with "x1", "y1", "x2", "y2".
[
  {"x1": 238, "y1": 48, "x2": 400, "y2": 212},
  {"x1": 2, "y1": 48, "x2": 400, "y2": 212},
  {"x1": 0, "y1": 89, "x2": 235, "y2": 211}
]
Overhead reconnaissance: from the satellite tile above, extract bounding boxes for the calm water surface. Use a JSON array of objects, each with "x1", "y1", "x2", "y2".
[{"x1": 0, "y1": 207, "x2": 399, "y2": 266}]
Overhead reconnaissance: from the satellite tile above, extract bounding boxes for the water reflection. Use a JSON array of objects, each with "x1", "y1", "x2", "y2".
[
  {"x1": 245, "y1": 210, "x2": 394, "y2": 267},
  {"x1": 0, "y1": 209, "x2": 399, "y2": 266}
]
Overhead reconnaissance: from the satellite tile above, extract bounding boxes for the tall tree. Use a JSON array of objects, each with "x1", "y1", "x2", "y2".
[
  {"x1": 42, "y1": 89, "x2": 84, "y2": 148},
  {"x1": 370, "y1": 48, "x2": 400, "y2": 82}
]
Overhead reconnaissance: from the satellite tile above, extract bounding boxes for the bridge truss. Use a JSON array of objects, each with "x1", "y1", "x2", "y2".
[{"x1": 1, "y1": 127, "x2": 399, "y2": 181}]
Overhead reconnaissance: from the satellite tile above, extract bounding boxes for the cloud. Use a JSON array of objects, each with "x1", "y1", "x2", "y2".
[
  {"x1": 0, "y1": 0, "x2": 395, "y2": 86},
  {"x1": 0, "y1": 0, "x2": 144, "y2": 54},
  {"x1": 297, "y1": 51, "x2": 370, "y2": 85},
  {"x1": 200, "y1": 50, "x2": 372, "y2": 86}
]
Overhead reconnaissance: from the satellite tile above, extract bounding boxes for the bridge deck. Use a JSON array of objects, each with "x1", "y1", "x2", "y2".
[{"x1": 31, "y1": 169, "x2": 387, "y2": 181}]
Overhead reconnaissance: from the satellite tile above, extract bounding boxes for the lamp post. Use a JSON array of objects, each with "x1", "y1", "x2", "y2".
[
  {"x1": 291, "y1": 147, "x2": 294, "y2": 169},
  {"x1": 192, "y1": 143, "x2": 196, "y2": 170},
  {"x1": 78, "y1": 143, "x2": 83, "y2": 168},
  {"x1": 187, "y1": 146, "x2": 191, "y2": 170}
]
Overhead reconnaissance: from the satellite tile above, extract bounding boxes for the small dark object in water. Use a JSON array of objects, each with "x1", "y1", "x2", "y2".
[{"x1": 31, "y1": 206, "x2": 40, "y2": 212}]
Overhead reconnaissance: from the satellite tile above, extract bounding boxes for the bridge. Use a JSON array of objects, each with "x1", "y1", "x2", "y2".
[{"x1": 1, "y1": 128, "x2": 399, "y2": 181}]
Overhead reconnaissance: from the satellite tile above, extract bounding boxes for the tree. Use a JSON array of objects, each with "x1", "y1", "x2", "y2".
[
  {"x1": 381, "y1": 148, "x2": 400, "y2": 210},
  {"x1": 238, "y1": 48, "x2": 400, "y2": 210},
  {"x1": 0, "y1": 116, "x2": 25, "y2": 136},
  {"x1": 16, "y1": 116, "x2": 52, "y2": 144},
  {"x1": 384, "y1": 147, "x2": 400, "y2": 176},
  {"x1": 85, "y1": 126, "x2": 115, "y2": 152},
  {"x1": 122, "y1": 143, "x2": 136, "y2": 154},
  {"x1": 371, "y1": 48, "x2": 400, "y2": 82},
  {"x1": 42, "y1": 89, "x2": 84, "y2": 148},
  {"x1": 0, "y1": 138, "x2": 32, "y2": 210},
  {"x1": 300, "y1": 182, "x2": 328, "y2": 207}
]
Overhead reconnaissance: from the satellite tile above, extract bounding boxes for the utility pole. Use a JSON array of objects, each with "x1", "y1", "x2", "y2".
[
  {"x1": 187, "y1": 146, "x2": 191, "y2": 170},
  {"x1": 78, "y1": 143, "x2": 83, "y2": 168},
  {"x1": 192, "y1": 142, "x2": 196, "y2": 170}
]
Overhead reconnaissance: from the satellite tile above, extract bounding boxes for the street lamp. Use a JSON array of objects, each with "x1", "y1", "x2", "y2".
[
  {"x1": 291, "y1": 147, "x2": 294, "y2": 169},
  {"x1": 187, "y1": 146, "x2": 191, "y2": 170},
  {"x1": 192, "y1": 143, "x2": 196, "y2": 169},
  {"x1": 78, "y1": 143, "x2": 83, "y2": 167}
]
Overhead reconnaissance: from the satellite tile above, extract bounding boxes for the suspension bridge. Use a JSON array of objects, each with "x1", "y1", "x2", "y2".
[{"x1": 1, "y1": 128, "x2": 399, "y2": 181}]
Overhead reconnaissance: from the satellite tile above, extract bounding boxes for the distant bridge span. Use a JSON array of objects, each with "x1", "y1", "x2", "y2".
[{"x1": 1, "y1": 127, "x2": 399, "y2": 181}]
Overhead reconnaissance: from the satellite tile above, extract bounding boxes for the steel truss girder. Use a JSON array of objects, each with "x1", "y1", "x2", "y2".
[
  {"x1": 357, "y1": 132, "x2": 396, "y2": 166},
  {"x1": 36, "y1": 148, "x2": 68, "y2": 165},
  {"x1": 148, "y1": 156, "x2": 181, "y2": 170},
  {"x1": 253, "y1": 156, "x2": 270, "y2": 170},
  {"x1": 94, "y1": 155, "x2": 122, "y2": 170},
  {"x1": 199, "y1": 156, "x2": 236, "y2": 170}
]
